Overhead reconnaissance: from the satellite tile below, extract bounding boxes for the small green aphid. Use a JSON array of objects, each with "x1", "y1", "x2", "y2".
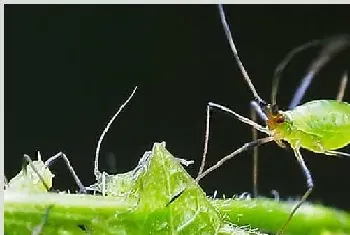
[
  {"x1": 6, "y1": 151, "x2": 86, "y2": 193},
  {"x1": 6, "y1": 152, "x2": 53, "y2": 193},
  {"x1": 196, "y1": 4, "x2": 350, "y2": 235}
]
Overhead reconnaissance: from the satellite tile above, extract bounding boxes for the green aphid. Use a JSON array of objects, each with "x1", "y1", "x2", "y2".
[
  {"x1": 6, "y1": 151, "x2": 86, "y2": 194},
  {"x1": 6, "y1": 153, "x2": 54, "y2": 193},
  {"x1": 278, "y1": 99, "x2": 350, "y2": 153},
  {"x1": 196, "y1": 4, "x2": 350, "y2": 235}
]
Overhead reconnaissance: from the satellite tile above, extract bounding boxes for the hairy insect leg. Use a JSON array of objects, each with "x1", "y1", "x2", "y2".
[
  {"x1": 336, "y1": 72, "x2": 348, "y2": 102},
  {"x1": 250, "y1": 101, "x2": 267, "y2": 198},
  {"x1": 277, "y1": 148, "x2": 313, "y2": 235},
  {"x1": 195, "y1": 102, "x2": 270, "y2": 182},
  {"x1": 45, "y1": 152, "x2": 86, "y2": 193},
  {"x1": 24, "y1": 154, "x2": 50, "y2": 191},
  {"x1": 31, "y1": 205, "x2": 53, "y2": 235}
]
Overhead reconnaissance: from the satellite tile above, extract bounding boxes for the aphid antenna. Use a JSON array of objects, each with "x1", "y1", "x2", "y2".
[
  {"x1": 288, "y1": 35, "x2": 350, "y2": 109},
  {"x1": 94, "y1": 86, "x2": 138, "y2": 182},
  {"x1": 218, "y1": 4, "x2": 266, "y2": 108},
  {"x1": 271, "y1": 39, "x2": 323, "y2": 106}
]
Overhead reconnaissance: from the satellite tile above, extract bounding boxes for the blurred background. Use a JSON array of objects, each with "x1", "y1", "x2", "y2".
[{"x1": 5, "y1": 5, "x2": 350, "y2": 211}]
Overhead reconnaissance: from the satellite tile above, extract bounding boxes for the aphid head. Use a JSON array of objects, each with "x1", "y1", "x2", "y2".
[{"x1": 264, "y1": 104, "x2": 285, "y2": 131}]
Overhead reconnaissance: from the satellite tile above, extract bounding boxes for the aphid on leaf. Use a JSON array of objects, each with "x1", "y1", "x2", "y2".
[
  {"x1": 196, "y1": 4, "x2": 350, "y2": 235},
  {"x1": 6, "y1": 151, "x2": 86, "y2": 193}
]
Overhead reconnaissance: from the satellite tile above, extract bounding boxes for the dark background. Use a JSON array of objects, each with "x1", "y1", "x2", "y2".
[{"x1": 5, "y1": 5, "x2": 350, "y2": 211}]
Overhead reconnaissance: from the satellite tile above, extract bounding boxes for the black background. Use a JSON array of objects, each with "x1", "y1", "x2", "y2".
[{"x1": 5, "y1": 5, "x2": 350, "y2": 211}]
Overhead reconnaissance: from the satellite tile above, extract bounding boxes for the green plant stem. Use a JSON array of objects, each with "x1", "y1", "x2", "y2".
[{"x1": 213, "y1": 197, "x2": 350, "y2": 235}]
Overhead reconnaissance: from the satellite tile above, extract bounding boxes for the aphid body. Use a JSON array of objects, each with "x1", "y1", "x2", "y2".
[
  {"x1": 6, "y1": 153, "x2": 54, "y2": 193},
  {"x1": 268, "y1": 100, "x2": 350, "y2": 153}
]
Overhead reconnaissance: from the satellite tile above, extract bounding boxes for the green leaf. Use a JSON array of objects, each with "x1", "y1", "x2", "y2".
[
  {"x1": 5, "y1": 143, "x2": 256, "y2": 235},
  {"x1": 5, "y1": 142, "x2": 349, "y2": 235}
]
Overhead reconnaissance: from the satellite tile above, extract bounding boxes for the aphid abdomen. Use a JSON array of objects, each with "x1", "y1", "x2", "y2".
[{"x1": 285, "y1": 100, "x2": 350, "y2": 152}]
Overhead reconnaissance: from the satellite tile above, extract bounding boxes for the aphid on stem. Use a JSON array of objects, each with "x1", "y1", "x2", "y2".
[
  {"x1": 6, "y1": 151, "x2": 85, "y2": 193},
  {"x1": 196, "y1": 4, "x2": 350, "y2": 235}
]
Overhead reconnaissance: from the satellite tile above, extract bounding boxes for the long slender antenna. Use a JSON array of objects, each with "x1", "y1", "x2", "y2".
[
  {"x1": 218, "y1": 4, "x2": 265, "y2": 105},
  {"x1": 94, "y1": 86, "x2": 138, "y2": 180},
  {"x1": 271, "y1": 39, "x2": 322, "y2": 106},
  {"x1": 288, "y1": 35, "x2": 350, "y2": 109}
]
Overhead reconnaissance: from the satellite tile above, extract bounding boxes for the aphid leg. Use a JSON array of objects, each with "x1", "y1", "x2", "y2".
[
  {"x1": 208, "y1": 102, "x2": 269, "y2": 134},
  {"x1": 277, "y1": 148, "x2": 313, "y2": 235},
  {"x1": 196, "y1": 102, "x2": 210, "y2": 179},
  {"x1": 197, "y1": 136, "x2": 274, "y2": 182},
  {"x1": 336, "y1": 72, "x2": 348, "y2": 102},
  {"x1": 31, "y1": 205, "x2": 53, "y2": 235},
  {"x1": 250, "y1": 101, "x2": 267, "y2": 122},
  {"x1": 45, "y1": 152, "x2": 86, "y2": 193},
  {"x1": 102, "y1": 171, "x2": 107, "y2": 196},
  {"x1": 24, "y1": 154, "x2": 50, "y2": 191},
  {"x1": 325, "y1": 150, "x2": 350, "y2": 158},
  {"x1": 250, "y1": 101, "x2": 268, "y2": 198},
  {"x1": 250, "y1": 104, "x2": 258, "y2": 198},
  {"x1": 195, "y1": 102, "x2": 270, "y2": 182}
]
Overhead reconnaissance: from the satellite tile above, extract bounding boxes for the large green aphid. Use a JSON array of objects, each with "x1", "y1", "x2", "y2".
[{"x1": 196, "y1": 4, "x2": 350, "y2": 235}]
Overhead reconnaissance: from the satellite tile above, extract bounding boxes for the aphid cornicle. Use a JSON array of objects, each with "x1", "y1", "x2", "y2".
[{"x1": 196, "y1": 4, "x2": 350, "y2": 235}]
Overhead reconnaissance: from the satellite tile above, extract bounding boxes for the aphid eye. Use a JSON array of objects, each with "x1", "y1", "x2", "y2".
[{"x1": 275, "y1": 115, "x2": 285, "y2": 124}]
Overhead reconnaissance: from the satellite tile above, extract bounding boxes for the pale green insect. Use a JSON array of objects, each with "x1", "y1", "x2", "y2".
[
  {"x1": 276, "y1": 100, "x2": 350, "y2": 153},
  {"x1": 5, "y1": 151, "x2": 86, "y2": 193},
  {"x1": 6, "y1": 153, "x2": 54, "y2": 193},
  {"x1": 196, "y1": 4, "x2": 350, "y2": 235}
]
